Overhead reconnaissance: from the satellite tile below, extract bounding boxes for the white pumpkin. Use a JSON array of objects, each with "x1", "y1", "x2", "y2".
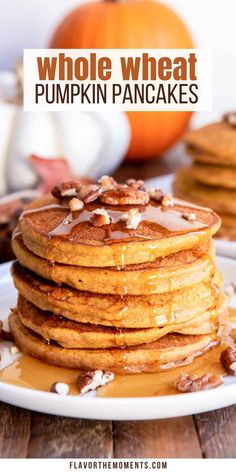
[{"x1": 0, "y1": 71, "x2": 130, "y2": 195}]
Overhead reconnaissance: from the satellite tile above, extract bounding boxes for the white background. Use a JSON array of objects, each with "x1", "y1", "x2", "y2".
[{"x1": 0, "y1": 0, "x2": 236, "y2": 120}]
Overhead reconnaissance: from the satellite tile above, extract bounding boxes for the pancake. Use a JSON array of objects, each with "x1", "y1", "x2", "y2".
[
  {"x1": 12, "y1": 262, "x2": 222, "y2": 328},
  {"x1": 216, "y1": 213, "x2": 236, "y2": 239},
  {"x1": 188, "y1": 146, "x2": 236, "y2": 168},
  {"x1": 16, "y1": 295, "x2": 222, "y2": 349},
  {"x1": 185, "y1": 122, "x2": 236, "y2": 165},
  {"x1": 174, "y1": 170, "x2": 236, "y2": 216},
  {"x1": 184, "y1": 163, "x2": 236, "y2": 189},
  {"x1": 9, "y1": 178, "x2": 227, "y2": 375},
  {"x1": 12, "y1": 236, "x2": 216, "y2": 296},
  {"x1": 18, "y1": 194, "x2": 221, "y2": 268},
  {"x1": 9, "y1": 313, "x2": 219, "y2": 374}
]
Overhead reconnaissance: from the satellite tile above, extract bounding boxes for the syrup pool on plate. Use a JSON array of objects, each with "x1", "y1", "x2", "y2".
[{"x1": 0, "y1": 337, "x2": 229, "y2": 398}]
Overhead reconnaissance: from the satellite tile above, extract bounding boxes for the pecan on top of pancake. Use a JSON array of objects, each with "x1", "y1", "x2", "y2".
[{"x1": 52, "y1": 176, "x2": 151, "y2": 206}]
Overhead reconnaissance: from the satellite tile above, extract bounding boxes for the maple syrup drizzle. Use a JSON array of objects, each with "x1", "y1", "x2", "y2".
[
  {"x1": 0, "y1": 337, "x2": 223, "y2": 397},
  {"x1": 36, "y1": 306, "x2": 219, "y2": 348},
  {"x1": 17, "y1": 262, "x2": 218, "y2": 328},
  {"x1": 20, "y1": 201, "x2": 208, "y2": 242},
  {"x1": 1, "y1": 310, "x2": 235, "y2": 398},
  {"x1": 19, "y1": 199, "x2": 211, "y2": 276}
]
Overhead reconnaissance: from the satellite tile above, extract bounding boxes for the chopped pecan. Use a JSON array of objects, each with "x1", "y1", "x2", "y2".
[
  {"x1": 182, "y1": 212, "x2": 197, "y2": 222},
  {"x1": 100, "y1": 188, "x2": 149, "y2": 206},
  {"x1": 52, "y1": 181, "x2": 103, "y2": 204},
  {"x1": 78, "y1": 184, "x2": 103, "y2": 203},
  {"x1": 50, "y1": 382, "x2": 70, "y2": 395},
  {"x1": 69, "y1": 198, "x2": 84, "y2": 212},
  {"x1": 10, "y1": 345, "x2": 20, "y2": 355},
  {"x1": 148, "y1": 188, "x2": 164, "y2": 202},
  {"x1": 161, "y1": 193, "x2": 174, "y2": 207},
  {"x1": 99, "y1": 175, "x2": 117, "y2": 191},
  {"x1": 176, "y1": 373, "x2": 223, "y2": 392},
  {"x1": 52, "y1": 180, "x2": 82, "y2": 199},
  {"x1": 223, "y1": 111, "x2": 236, "y2": 127},
  {"x1": 77, "y1": 370, "x2": 115, "y2": 395},
  {"x1": 220, "y1": 347, "x2": 236, "y2": 375},
  {"x1": 91, "y1": 208, "x2": 111, "y2": 226},
  {"x1": 126, "y1": 179, "x2": 145, "y2": 190},
  {"x1": 120, "y1": 208, "x2": 142, "y2": 230}
]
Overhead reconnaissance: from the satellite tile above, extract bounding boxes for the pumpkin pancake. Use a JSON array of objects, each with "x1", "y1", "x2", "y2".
[
  {"x1": 18, "y1": 194, "x2": 220, "y2": 268},
  {"x1": 12, "y1": 236, "x2": 215, "y2": 296},
  {"x1": 184, "y1": 163, "x2": 236, "y2": 189},
  {"x1": 185, "y1": 121, "x2": 236, "y2": 165},
  {"x1": 10, "y1": 178, "x2": 226, "y2": 375},
  {"x1": 174, "y1": 170, "x2": 236, "y2": 216},
  {"x1": 12, "y1": 262, "x2": 222, "y2": 328},
  {"x1": 9, "y1": 313, "x2": 219, "y2": 374},
  {"x1": 16, "y1": 295, "x2": 223, "y2": 349}
]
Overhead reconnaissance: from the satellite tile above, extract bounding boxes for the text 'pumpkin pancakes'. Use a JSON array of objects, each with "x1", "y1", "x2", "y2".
[
  {"x1": 174, "y1": 113, "x2": 236, "y2": 240},
  {"x1": 9, "y1": 176, "x2": 226, "y2": 375}
]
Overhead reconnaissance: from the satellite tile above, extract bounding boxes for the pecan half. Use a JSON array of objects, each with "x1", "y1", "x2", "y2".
[
  {"x1": 100, "y1": 188, "x2": 149, "y2": 206},
  {"x1": 176, "y1": 373, "x2": 223, "y2": 392},
  {"x1": 223, "y1": 111, "x2": 236, "y2": 127},
  {"x1": 91, "y1": 208, "x2": 111, "y2": 226},
  {"x1": 52, "y1": 180, "x2": 82, "y2": 199},
  {"x1": 220, "y1": 347, "x2": 236, "y2": 375},
  {"x1": 77, "y1": 370, "x2": 115, "y2": 395},
  {"x1": 120, "y1": 208, "x2": 142, "y2": 230}
]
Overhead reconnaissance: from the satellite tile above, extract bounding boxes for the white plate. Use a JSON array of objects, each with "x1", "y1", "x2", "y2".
[
  {"x1": 0, "y1": 260, "x2": 236, "y2": 420},
  {"x1": 146, "y1": 174, "x2": 236, "y2": 259}
]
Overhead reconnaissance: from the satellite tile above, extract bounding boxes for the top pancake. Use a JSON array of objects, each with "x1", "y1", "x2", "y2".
[
  {"x1": 185, "y1": 121, "x2": 236, "y2": 165},
  {"x1": 18, "y1": 191, "x2": 220, "y2": 267}
]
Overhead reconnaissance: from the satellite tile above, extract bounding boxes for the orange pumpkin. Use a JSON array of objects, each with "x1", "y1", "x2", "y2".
[{"x1": 50, "y1": 0, "x2": 194, "y2": 160}]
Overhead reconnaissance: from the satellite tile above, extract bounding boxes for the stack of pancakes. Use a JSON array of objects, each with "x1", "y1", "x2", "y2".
[
  {"x1": 9, "y1": 178, "x2": 226, "y2": 374},
  {"x1": 174, "y1": 115, "x2": 236, "y2": 240}
]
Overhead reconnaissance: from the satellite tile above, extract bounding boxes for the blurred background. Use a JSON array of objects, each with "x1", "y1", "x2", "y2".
[{"x1": 0, "y1": 0, "x2": 236, "y2": 261}]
